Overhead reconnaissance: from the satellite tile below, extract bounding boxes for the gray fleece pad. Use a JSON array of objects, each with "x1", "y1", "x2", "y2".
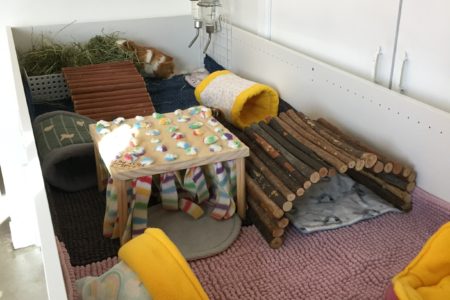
[
  {"x1": 287, "y1": 174, "x2": 400, "y2": 234},
  {"x1": 148, "y1": 205, "x2": 241, "y2": 261}
]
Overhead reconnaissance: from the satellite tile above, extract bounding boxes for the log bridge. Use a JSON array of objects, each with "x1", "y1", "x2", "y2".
[{"x1": 221, "y1": 108, "x2": 415, "y2": 249}]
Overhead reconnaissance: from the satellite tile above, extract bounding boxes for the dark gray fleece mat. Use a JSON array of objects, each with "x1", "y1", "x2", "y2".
[
  {"x1": 148, "y1": 205, "x2": 241, "y2": 261},
  {"x1": 46, "y1": 185, "x2": 120, "y2": 266}
]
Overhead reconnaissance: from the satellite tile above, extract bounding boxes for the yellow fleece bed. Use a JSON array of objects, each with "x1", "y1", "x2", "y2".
[{"x1": 392, "y1": 222, "x2": 450, "y2": 300}]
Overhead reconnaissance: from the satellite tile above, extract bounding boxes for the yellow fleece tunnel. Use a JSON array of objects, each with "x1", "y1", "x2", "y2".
[
  {"x1": 195, "y1": 70, "x2": 279, "y2": 129},
  {"x1": 119, "y1": 228, "x2": 209, "y2": 300},
  {"x1": 392, "y1": 222, "x2": 450, "y2": 300}
]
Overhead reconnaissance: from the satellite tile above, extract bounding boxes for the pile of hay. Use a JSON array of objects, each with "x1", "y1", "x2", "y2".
[{"x1": 19, "y1": 33, "x2": 141, "y2": 76}]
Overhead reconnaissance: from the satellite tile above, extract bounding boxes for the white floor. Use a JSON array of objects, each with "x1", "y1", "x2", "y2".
[{"x1": 0, "y1": 189, "x2": 48, "y2": 300}]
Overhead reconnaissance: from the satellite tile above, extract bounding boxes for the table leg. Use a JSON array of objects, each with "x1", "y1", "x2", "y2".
[
  {"x1": 112, "y1": 179, "x2": 129, "y2": 244},
  {"x1": 236, "y1": 157, "x2": 246, "y2": 219},
  {"x1": 93, "y1": 142, "x2": 108, "y2": 192}
]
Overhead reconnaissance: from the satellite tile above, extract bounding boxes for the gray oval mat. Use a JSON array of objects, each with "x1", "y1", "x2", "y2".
[{"x1": 148, "y1": 205, "x2": 241, "y2": 261}]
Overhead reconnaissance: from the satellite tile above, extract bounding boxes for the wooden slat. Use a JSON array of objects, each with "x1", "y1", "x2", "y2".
[
  {"x1": 74, "y1": 95, "x2": 151, "y2": 110},
  {"x1": 63, "y1": 62, "x2": 155, "y2": 121}
]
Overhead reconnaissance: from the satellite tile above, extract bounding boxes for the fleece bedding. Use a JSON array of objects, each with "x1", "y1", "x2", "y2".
[
  {"x1": 287, "y1": 174, "x2": 400, "y2": 233},
  {"x1": 58, "y1": 188, "x2": 450, "y2": 300}
]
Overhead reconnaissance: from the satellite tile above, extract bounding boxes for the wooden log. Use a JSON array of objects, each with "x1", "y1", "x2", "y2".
[
  {"x1": 236, "y1": 157, "x2": 246, "y2": 220},
  {"x1": 407, "y1": 171, "x2": 417, "y2": 183},
  {"x1": 327, "y1": 167, "x2": 337, "y2": 177},
  {"x1": 246, "y1": 161, "x2": 294, "y2": 212},
  {"x1": 274, "y1": 116, "x2": 348, "y2": 173},
  {"x1": 316, "y1": 117, "x2": 398, "y2": 173},
  {"x1": 354, "y1": 159, "x2": 366, "y2": 171},
  {"x1": 227, "y1": 125, "x2": 305, "y2": 196},
  {"x1": 372, "y1": 161, "x2": 385, "y2": 174},
  {"x1": 383, "y1": 162, "x2": 394, "y2": 174},
  {"x1": 284, "y1": 111, "x2": 357, "y2": 169},
  {"x1": 402, "y1": 166, "x2": 413, "y2": 178},
  {"x1": 374, "y1": 172, "x2": 416, "y2": 192},
  {"x1": 218, "y1": 117, "x2": 306, "y2": 195},
  {"x1": 296, "y1": 110, "x2": 378, "y2": 168},
  {"x1": 268, "y1": 118, "x2": 332, "y2": 177},
  {"x1": 406, "y1": 182, "x2": 416, "y2": 193},
  {"x1": 251, "y1": 123, "x2": 320, "y2": 183},
  {"x1": 347, "y1": 170, "x2": 411, "y2": 211},
  {"x1": 245, "y1": 128, "x2": 312, "y2": 189},
  {"x1": 247, "y1": 206, "x2": 284, "y2": 249},
  {"x1": 356, "y1": 169, "x2": 411, "y2": 202},
  {"x1": 259, "y1": 120, "x2": 329, "y2": 177},
  {"x1": 223, "y1": 119, "x2": 306, "y2": 197},
  {"x1": 247, "y1": 152, "x2": 298, "y2": 201},
  {"x1": 246, "y1": 174, "x2": 285, "y2": 219},
  {"x1": 277, "y1": 217, "x2": 290, "y2": 229},
  {"x1": 247, "y1": 196, "x2": 285, "y2": 238},
  {"x1": 392, "y1": 162, "x2": 404, "y2": 175}
]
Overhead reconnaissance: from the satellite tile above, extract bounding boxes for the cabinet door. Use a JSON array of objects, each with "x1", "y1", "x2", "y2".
[
  {"x1": 391, "y1": 0, "x2": 450, "y2": 112},
  {"x1": 271, "y1": 0, "x2": 401, "y2": 87}
]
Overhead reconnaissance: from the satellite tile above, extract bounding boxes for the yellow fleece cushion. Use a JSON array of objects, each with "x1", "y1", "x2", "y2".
[
  {"x1": 195, "y1": 70, "x2": 279, "y2": 129},
  {"x1": 393, "y1": 222, "x2": 450, "y2": 300},
  {"x1": 119, "y1": 228, "x2": 209, "y2": 300}
]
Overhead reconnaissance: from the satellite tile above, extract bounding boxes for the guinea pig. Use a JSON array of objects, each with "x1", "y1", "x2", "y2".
[{"x1": 116, "y1": 39, "x2": 175, "y2": 79}]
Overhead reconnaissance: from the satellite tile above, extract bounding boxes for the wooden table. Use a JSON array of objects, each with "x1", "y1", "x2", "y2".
[{"x1": 89, "y1": 107, "x2": 249, "y2": 243}]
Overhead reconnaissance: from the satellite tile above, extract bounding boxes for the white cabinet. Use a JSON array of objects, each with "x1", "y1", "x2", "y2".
[
  {"x1": 231, "y1": 0, "x2": 450, "y2": 113},
  {"x1": 230, "y1": 0, "x2": 262, "y2": 35},
  {"x1": 270, "y1": 0, "x2": 401, "y2": 88},
  {"x1": 391, "y1": 0, "x2": 450, "y2": 113}
]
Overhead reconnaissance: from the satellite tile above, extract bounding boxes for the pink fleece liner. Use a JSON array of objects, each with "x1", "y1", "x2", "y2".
[{"x1": 57, "y1": 187, "x2": 450, "y2": 300}]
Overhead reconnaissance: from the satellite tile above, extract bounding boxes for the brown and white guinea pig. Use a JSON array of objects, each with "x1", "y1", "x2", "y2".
[{"x1": 116, "y1": 39, "x2": 175, "y2": 79}]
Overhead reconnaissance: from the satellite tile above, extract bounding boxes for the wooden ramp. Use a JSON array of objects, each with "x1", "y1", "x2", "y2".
[{"x1": 63, "y1": 61, "x2": 155, "y2": 121}]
